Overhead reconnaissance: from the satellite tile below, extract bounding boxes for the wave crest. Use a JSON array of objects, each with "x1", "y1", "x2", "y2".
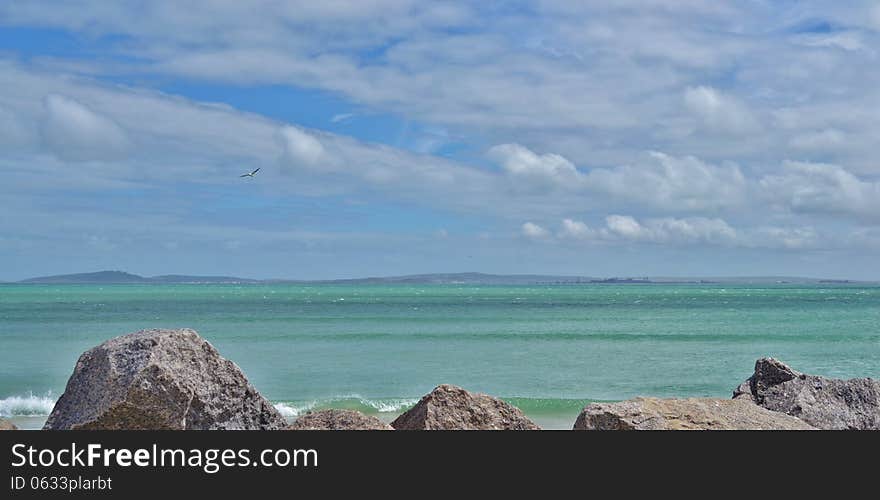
[
  {"x1": 0, "y1": 392, "x2": 56, "y2": 417},
  {"x1": 273, "y1": 396, "x2": 418, "y2": 419}
]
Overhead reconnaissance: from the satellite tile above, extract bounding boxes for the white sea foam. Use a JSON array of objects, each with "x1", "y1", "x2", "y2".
[
  {"x1": 0, "y1": 392, "x2": 56, "y2": 417},
  {"x1": 0, "y1": 391, "x2": 412, "y2": 420},
  {"x1": 273, "y1": 401, "x2": 318, "y2": 418},
  {"x1": 272, "y1": 396, "x2": 417, "y2": 419},
  {"x1": 358, "y1": 397, "x2": 418, "y2": 412}
]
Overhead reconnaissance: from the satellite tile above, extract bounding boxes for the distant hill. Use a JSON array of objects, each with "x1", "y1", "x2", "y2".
[
  {"x1": 15, "y1": 270, "x2": 873, "y2": 285},
  {"x1": 150, "y1": 275, "x2": 260, "y2": 284},
  {"x1": 20, "y1": 271, "x2": 152, "y2": 284},
  {"x1": 283, "y1": 273, "x2": 866, "y2": 285},
  {"x1": 19, "y1": 271, "x2": 256, "y2": 284},
  {"x1": 19, "y1": 271, "x2": 599, "y2": 285},
  {"x1": 289, "y1": 272, "x2": 599, "y2": 285}
]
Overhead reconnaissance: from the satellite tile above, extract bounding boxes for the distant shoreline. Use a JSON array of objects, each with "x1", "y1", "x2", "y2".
[{"x1": 7, "y1": 270, "x2": 875, "y2": 286}]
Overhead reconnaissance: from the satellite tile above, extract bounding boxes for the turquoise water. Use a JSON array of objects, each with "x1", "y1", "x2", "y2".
[{"x1": 1, "y1": 283, "x2": 879, "y2": 429}]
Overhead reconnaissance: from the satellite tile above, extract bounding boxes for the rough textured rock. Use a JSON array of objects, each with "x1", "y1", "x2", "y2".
[
  {"x1": 288, "y1": 409, "x2": 393, "y2": 430},
  {"x1": 573, "y1": 397, "x2": 816, "y2": 430},
  {"x1": 732, "y1": 380, "x2": 754, "y2": 401},
  {"x1": 44, "y1": 328, "x2": 285, "y2": 430},
  {"x1": 0, "y1": 418, "x2": 17, "y2": 430},
  {"x1": 391, "y1": 384, "x2": 540, "y2": 430},
  {"x1": 734, "y1": 357, "x2": 880, "y2": 430}
]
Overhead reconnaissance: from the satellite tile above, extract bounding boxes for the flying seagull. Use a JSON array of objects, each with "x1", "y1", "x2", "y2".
[{"x1": 240, "y1": 167, "x2": 261, "y2": 178}]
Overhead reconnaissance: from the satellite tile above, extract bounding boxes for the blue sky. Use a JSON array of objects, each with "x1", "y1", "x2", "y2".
[{"x1": 1, "y1": 1, "x2": 880, "y2": 280}]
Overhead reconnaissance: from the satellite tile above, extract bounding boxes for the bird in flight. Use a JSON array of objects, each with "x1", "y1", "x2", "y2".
[{"x1": 240, "y1": 167, "x2": 261, "y2": 178}]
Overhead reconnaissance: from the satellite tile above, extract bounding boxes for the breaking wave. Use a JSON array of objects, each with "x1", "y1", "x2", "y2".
[
  {"x1": 0, "y1": 392, "x2": 594, "y2": 424},
  {"x1": 0, "y1": 392, "x2": 56, "y2": 417},
  {"x1": 273, "y1": 396, "x2": 418, "y2": 419}
]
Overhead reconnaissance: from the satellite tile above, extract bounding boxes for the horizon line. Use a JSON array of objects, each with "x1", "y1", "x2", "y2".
[{"x1": 5, "y1": 269, "x2": 875, "y2": 284}]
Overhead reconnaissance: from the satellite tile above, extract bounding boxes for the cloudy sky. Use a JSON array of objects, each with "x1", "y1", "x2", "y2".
[{"x1": 1, "y1": 1, "x2": 879, "y2": 280}]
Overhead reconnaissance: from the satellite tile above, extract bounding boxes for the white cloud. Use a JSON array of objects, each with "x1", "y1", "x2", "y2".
[
  {"x1": 604, "y1": 215, "x2": 643, "y2": 240},
  {"x1": 330, "y1": 113, "x2": 355, "y2": 123},
  {"x1": 546, "y1": 215, "x2": 826, "y2": 250},
  {"x1": 683, "y1": 86, "x2": 759, "y2": 135},
  {"x1": 558, "y1": 218, "x2": 595, "y2": 239},
  {"x1": 521, "y1": 222, "x2": 550, "y2": 240},
  {"x1": 603, "y1": 215, "x2": 737, "y2": 245},
  {"x1": 759, "y1": 161, "x2": 880, "y2": 220},
  {"x1": 548, "y1": 215, "x2": 738, "y2": 246},
  {"x1": 796, "y1": 32, "x2": 865, "y2": 52},
  {"x1": 584, "y1": 151, "x2": 747, "y2": 211},
  {"x1": 41, "y1": 94, "x2": 131, "y2": 161},
  {"x1": 488, "y1": 143, "x2": 582, "y2": 189},
  {"x1": 488, "y1": 145, "x2": 746, "y2": 211},
  {"x1": 278, "y1": 125, "x2": 325, "y2": 167}
]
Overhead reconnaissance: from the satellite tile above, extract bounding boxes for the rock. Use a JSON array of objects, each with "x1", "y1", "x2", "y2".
[
  {"x1": 391, "y1": 384, "x2": 540, "y2": 430},
  {"x1": 573, "y1": 397, "x2": 816, "y2": 430},
  {"x1": 288, "y1": 409, "x2": 393, "y2": 430},
  {"x1": 44, "y1": 328, "x2": 285, "y2": 430},
  {"x1": 0, "y1": 418, "x2": 17, "y2": 430},
  {"x1": 734, "y1": 358, "x2": 880, "y2": 430},
  {"x1": 732, "y1": 380, "x2": 754, "y2": 401}
]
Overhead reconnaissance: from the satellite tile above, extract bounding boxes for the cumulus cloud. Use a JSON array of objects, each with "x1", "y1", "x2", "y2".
[
  {"x1": 759, "y1": 161, "x2": 880, "y2": 220},
  {"x1": 547, "y1": 215, "x2": 824, "y2": 249},
  {"x1": 41, "y1": 94, "x2": 131, "y2": 161},
  {"x1": 683, "y1": 86, "x2": 759, "y2": 135},
  {"x1": 488, "y1": 145, "x2": 746, "y2": 211},
  {"x1": 603, "y1": 215, "x2": 737, "y2": 245},
  {"x1": 558, "y1": 218, "x2": 595, "y2": 239},
  {"x1": 278, "y1": 125, "x2": 325, "y2": 167},
  {"x1": 549, "y1": 215, "x2": 737, "y2": 245},
  {"x1": 488, "y1": 143, "x2": 583, "y2": 189},
  {"x1": 521, "y1": 222, "x2": 550, "y2": 240},
  {"x1": 584, "y1": 151, "x2": 747, "y2": 211}
]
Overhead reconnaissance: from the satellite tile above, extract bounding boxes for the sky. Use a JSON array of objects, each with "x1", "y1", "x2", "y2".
[{"x1": 1, "y1": 1, "x2": 879, "y2": 281}]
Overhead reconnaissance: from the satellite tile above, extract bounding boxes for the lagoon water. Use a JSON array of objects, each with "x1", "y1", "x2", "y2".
[{"x1": 2, "y1": 283, "x2": 879, "y2": 429}]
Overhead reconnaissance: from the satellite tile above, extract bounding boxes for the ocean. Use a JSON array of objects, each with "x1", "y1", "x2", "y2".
[{"x1": 1, "y1": 283, "x2": 879, "y2": 429}]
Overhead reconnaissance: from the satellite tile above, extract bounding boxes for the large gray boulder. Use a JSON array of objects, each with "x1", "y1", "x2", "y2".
[
  {"x1": 574, "y1": 397, "x2": 816, "y2": 430},
  {"x1": 733, "y1": 358, "x2": 880, "y2": 430},
  {"x1": 392, "y1": 384, "x2": 540, "y2": 430},
  {"x1": 288, "y1": 409, "x2": 393, "y2": 430},
  {"x1": 0, "y1": 418, "x2": 17, "y2": 430},
  {"x1": 44, "y1": 328, "x2": 285, "y2": 430}
]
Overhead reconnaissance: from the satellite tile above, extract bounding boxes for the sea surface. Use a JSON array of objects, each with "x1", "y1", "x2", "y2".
[{"x1": 1, "y1": 283, "x2": 879, "y2": 429}]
